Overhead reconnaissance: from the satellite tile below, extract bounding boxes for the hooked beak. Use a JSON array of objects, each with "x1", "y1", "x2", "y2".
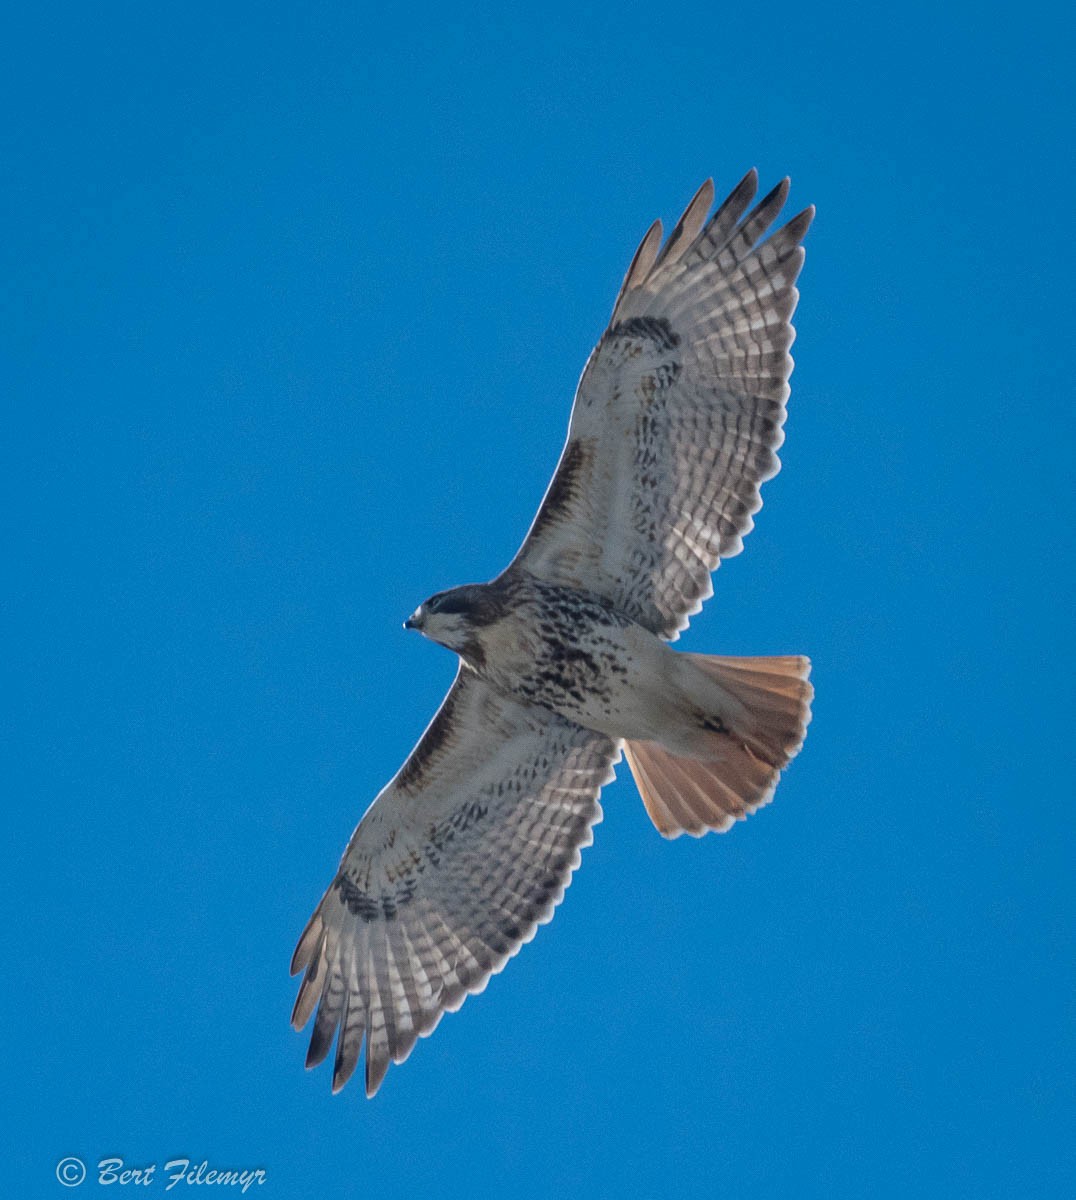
[{"x1": 403, "y1": 606, "x2": 423, "y2": 631}]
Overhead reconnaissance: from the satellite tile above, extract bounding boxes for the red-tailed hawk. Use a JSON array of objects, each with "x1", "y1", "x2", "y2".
[{"x1": 292, "y1": 170, "x2": 814, "y2": 1096}]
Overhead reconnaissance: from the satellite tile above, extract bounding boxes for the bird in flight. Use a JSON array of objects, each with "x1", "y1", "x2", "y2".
[{"x1": 292, "y1": 170, "x2": 815, "y2": 1097}]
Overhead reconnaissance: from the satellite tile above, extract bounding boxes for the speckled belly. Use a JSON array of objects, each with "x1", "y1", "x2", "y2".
[{"x1": 480, "y1": 582, "x2": 680, "y2": 740}]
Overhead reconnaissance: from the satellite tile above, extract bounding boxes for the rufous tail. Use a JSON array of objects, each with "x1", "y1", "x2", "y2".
[{"x1": 624, "y1": 654, "x2": 812, "y2": 839}]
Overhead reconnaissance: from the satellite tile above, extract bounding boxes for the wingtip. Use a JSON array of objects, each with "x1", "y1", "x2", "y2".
[
  {"x1": 332, "y1": 1062, "x2": 356, "y2": 1094},
  {"x1": 722, "y1": 168, "x2": 760, "y2": 216},
  {"x1": 290, "y1": 910, "x2": 323, "y2": 976},
  {"x1": 305, "y1": 1034, "x2": 333, "y2": 1070},
  {"x1": 365, "y1": 1063, "x2": 388, "y2": 1099},
  {"x1": 769, "y1": 175, "x2": 792, "y2": 204},
  {"x1": 787, "y1": 205, "x2": 816, "y2": 240},
  {"x1": 611, "y1": 216, "x2": 664, "y2": 313}
]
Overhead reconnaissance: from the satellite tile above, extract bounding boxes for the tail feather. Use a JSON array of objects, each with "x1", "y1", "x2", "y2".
[
  {"x1": 687, "y1": 652, "x2": 812, "y2": 766},
  {"x1": 626, "y1": 653, "x2": 812, "y2": 839}
]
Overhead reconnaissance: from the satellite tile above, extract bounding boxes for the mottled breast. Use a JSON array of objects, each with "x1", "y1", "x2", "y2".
[{"x1": 480, "y1": 576, "x2": 639, "y2": 727}]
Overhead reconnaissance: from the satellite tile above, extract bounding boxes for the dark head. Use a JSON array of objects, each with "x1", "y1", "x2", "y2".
[{"x1": 403, "y1": 583, "x2": 499, "y2": 655}]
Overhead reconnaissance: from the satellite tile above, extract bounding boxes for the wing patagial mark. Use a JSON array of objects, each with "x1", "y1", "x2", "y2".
[
  {"x1": 524, "y1": 439, "x2": 594, "y2": 541},
  {"x1": 395, "y1": 679, "x2": 468, "y2": 792}
]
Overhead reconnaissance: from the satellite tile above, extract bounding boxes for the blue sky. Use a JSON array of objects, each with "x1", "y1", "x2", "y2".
[{"x1": 5, "y1": 2, "x2": 1073, "y2": 1197}]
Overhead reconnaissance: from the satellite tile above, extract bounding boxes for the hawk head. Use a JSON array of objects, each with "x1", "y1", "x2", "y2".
[{"x1": 404, "y1": 583, "x2": 500, "y2": 658}]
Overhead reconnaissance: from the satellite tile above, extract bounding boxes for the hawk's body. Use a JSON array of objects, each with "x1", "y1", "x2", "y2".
[
  {"x1": 455, "y1": 576, "x2": 665, "y2": 739},
  {"x1": 292, "y1": 171, "x2": 815, "y2": 1096},
  {"x1": 421, "y1": 575, "x2": 766, "y2": 756}
]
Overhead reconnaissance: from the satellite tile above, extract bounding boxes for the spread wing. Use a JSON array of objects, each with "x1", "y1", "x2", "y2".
[
  {"x1": 290, "y1": 666, "x2": 618, "y2": 1096},
  {"x1": 509, "y1": 171, "x2": 813, "y2": 640}
]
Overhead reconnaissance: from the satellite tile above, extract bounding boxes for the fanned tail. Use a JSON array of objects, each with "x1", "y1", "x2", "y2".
[{"x1": 625, "y1": 653, "x2": 812, "y2": 839}]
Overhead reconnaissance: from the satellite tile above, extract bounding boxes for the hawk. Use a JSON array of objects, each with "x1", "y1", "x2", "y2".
[{"x1": 292, "y1": 170, "x2": 815, "y2": 1096}]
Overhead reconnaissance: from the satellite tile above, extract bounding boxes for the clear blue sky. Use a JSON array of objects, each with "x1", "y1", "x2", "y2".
[{"x1": 6, "y1": 2, "x2": 1073, "y2": 1197}]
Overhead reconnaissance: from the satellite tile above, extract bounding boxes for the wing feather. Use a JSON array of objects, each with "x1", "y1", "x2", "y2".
[
  {"x1": 291, "y1": 666, "x2": 618, "y2": 1095},
  {"x1": 332, "y1": 967, "x2": 365, "y2": 1092},
  {"x1": 611, "y1": 218, "x2": 663, "y2": 314},
  {"x1": 652, "y1": 177, "x2": 714, "y2": 271},
  {"x1": 510, "y1": 172, "x2": 813, "y2": 639}
]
